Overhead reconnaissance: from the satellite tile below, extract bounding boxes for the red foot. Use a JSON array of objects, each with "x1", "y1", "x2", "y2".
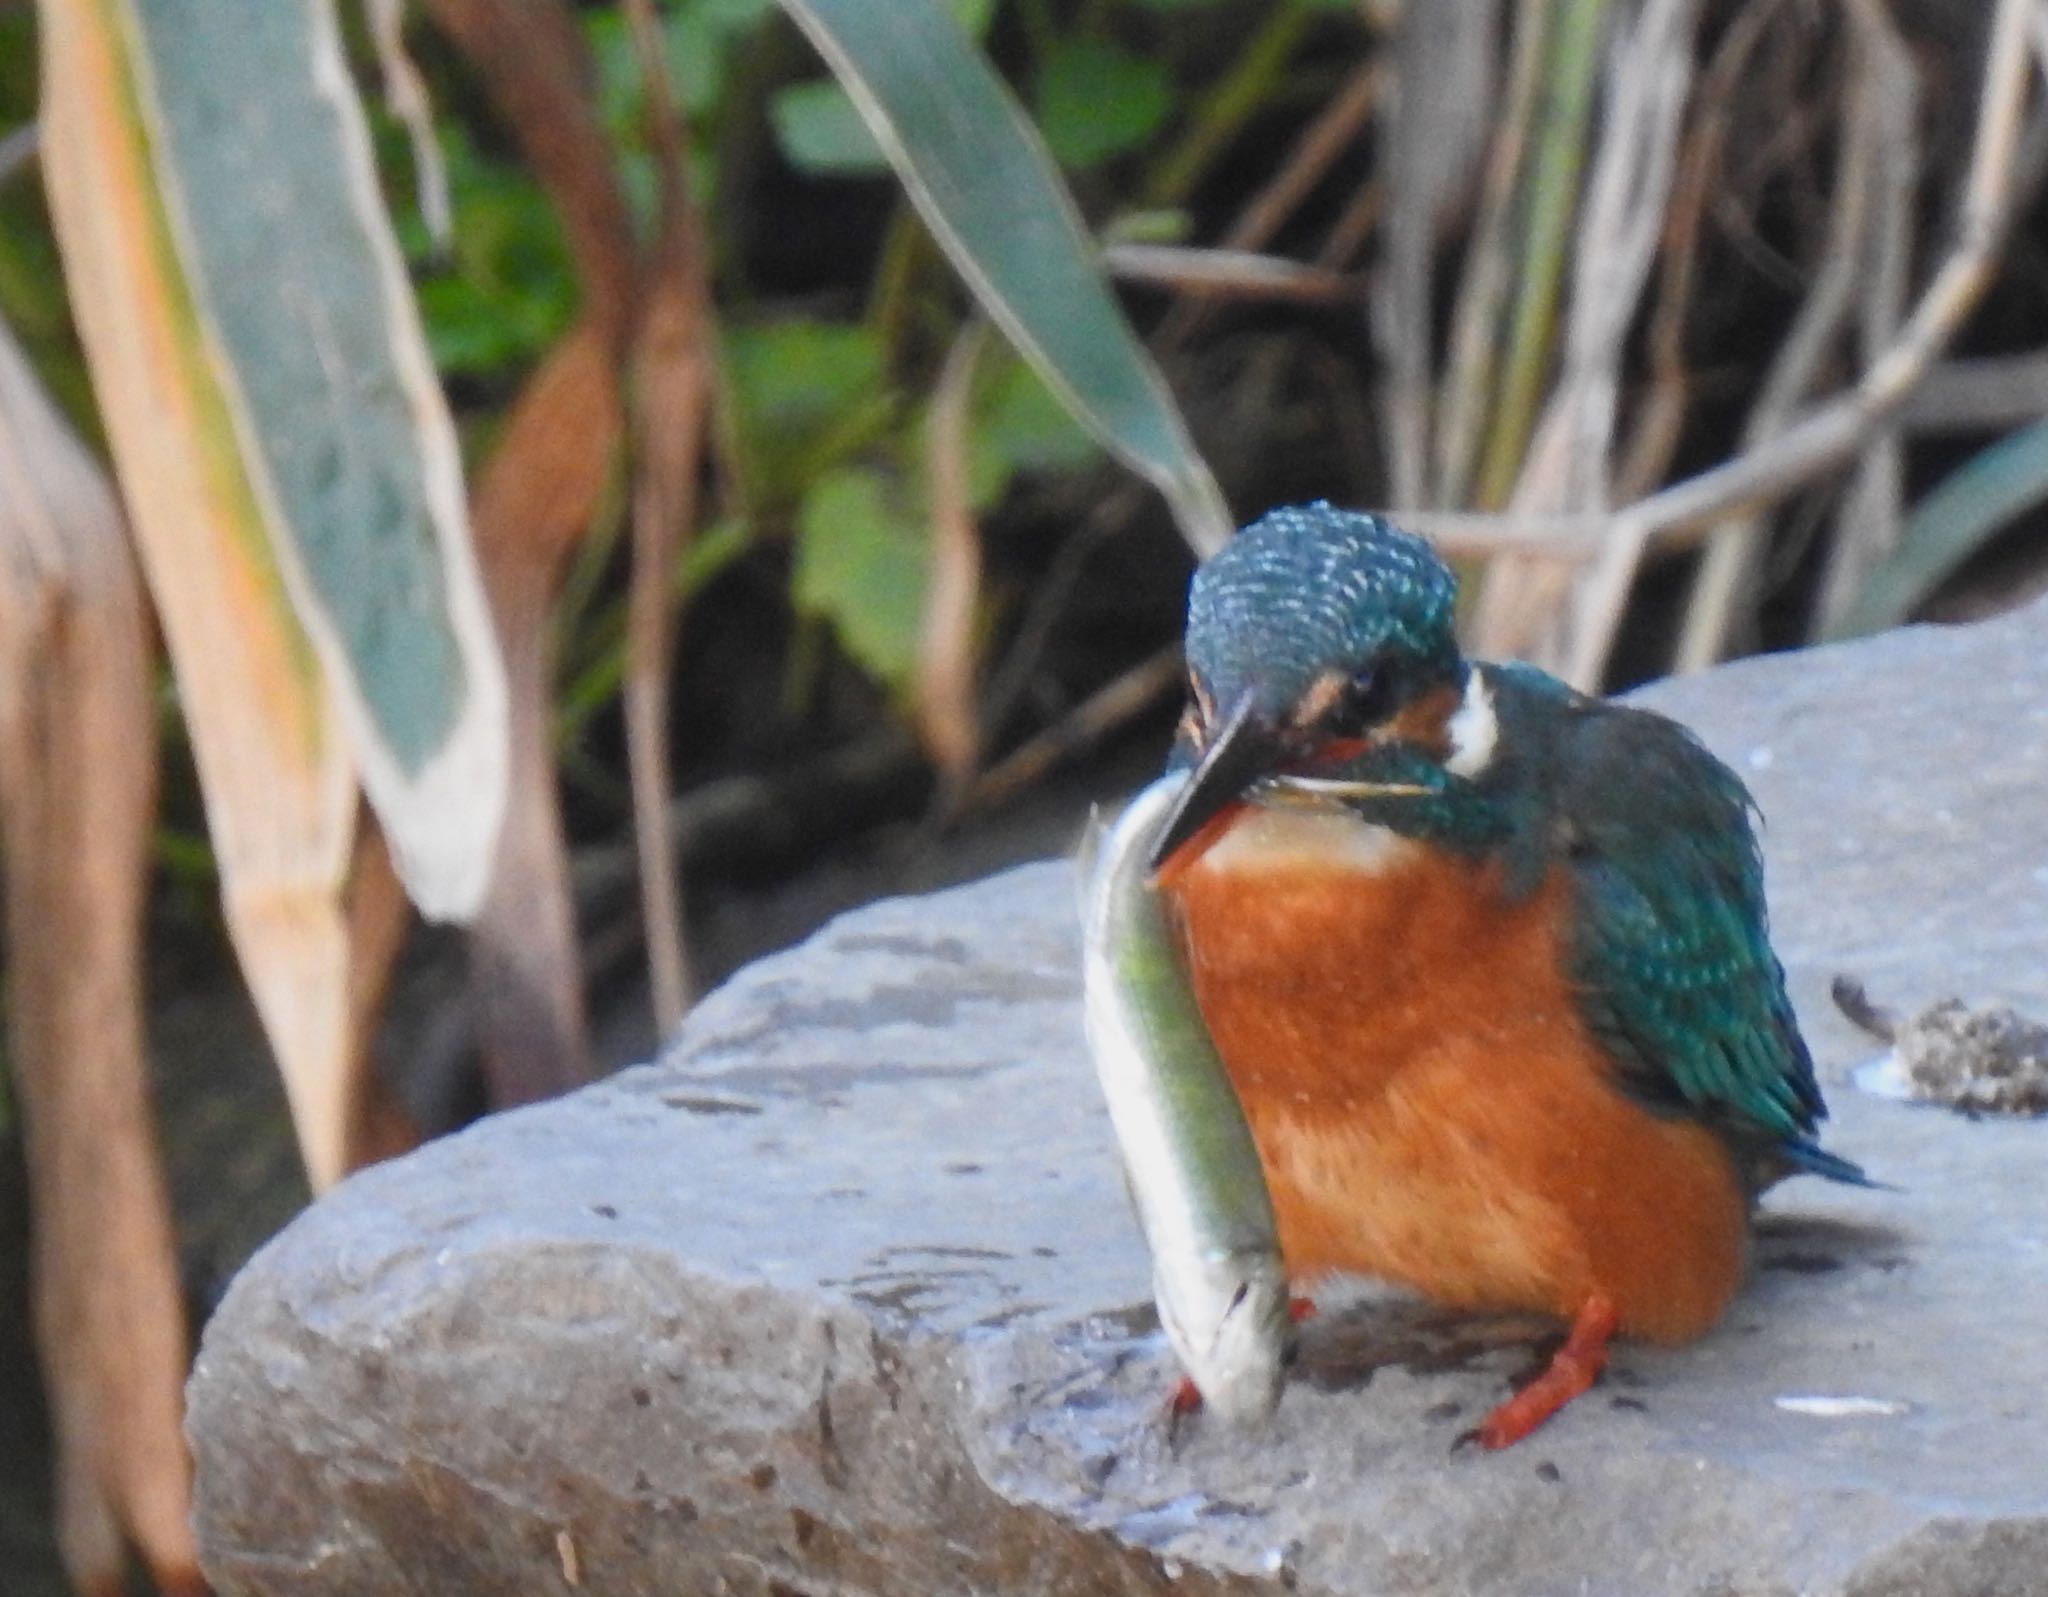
[
  {"x1": 1162, "y1": 1372, "x2": 1205, "y2": 1447},
  {"x1": 1478, "y1": 1294, "x2": 1619, "y2": 1449},
  {"x1": 1289, "y1": 1295, "x2": 1317, "y2": 1324}
]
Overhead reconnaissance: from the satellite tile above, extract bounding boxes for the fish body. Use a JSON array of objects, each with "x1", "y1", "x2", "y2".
[{"x1": 1081, "y1": 774, "x2": 1292, "y2": 1423}]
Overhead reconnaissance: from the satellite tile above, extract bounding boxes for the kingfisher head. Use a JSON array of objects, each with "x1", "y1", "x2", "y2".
[{"x1": 1152, "y1": 504, "x2": 1495, "y2": 872}]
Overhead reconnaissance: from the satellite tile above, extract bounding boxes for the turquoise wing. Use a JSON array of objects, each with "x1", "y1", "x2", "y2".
[{"x1": 1551, "y1": 696, "x2": 1858, "y2": 1178}]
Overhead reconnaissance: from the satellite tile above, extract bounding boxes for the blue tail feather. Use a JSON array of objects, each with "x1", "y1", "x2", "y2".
[{"x1": 1781, "y1": 1138, "x2": 1893, "y2": 1191}]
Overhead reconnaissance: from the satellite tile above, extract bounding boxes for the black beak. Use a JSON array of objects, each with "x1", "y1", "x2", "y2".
[{"x1": 1149, "y1": 697, "x2": 1287, "y2": 874}]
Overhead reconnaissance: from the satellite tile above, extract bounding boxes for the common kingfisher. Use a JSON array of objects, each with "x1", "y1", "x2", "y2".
[{"x1": 1149, "y1": 503, "x2": 1869, "y2": 1448}]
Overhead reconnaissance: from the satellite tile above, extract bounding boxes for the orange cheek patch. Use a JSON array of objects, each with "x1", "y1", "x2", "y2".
[{"x1": 1384, "y1": 682, "x2": 1460, "y2": 758}]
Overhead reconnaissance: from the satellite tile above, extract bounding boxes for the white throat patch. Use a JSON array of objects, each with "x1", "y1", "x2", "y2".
[
  {"x1": 1444, "y1": 664, "x2": 1498, "y2": 778},
  {"x1": 1197, "y1": 805, "x2": 1416, "y2": 878}
]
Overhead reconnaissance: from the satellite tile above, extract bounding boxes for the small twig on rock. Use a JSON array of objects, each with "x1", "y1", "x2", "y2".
[{"x1": 1831, "y1": 975, "x2": 1899, "y2": 1044}]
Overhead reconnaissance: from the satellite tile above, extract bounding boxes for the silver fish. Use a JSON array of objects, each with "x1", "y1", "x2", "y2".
[{"x1": 1080, "y1": 773, "x2": 1292, "y2": 1423}]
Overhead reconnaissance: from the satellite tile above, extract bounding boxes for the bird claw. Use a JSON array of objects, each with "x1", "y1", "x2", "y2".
[{"x1": 1474, "y1": 1295, "x2": 1618, "y2": 1449}]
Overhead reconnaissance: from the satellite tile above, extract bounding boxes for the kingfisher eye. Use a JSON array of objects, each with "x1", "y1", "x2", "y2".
[{"x1": 1330, "y1": 664, "x2": 1394, "y2": 734}]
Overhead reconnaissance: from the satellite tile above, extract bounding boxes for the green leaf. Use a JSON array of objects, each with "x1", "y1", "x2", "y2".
[
  {"x1": 794, "y1": 466, "x2": 928, "y2": 689},
  {"x1": 124, "y1": 0, "x2": 508, "y2": 918},
  {"x1": 665, "y1": 8, "x2": 730, "y2": 115},
  {"x1": 773, "y1": 0, "x2": 1229, "y2": 552},
  {"x1": 400, "y1": 129, "x2": 579, "y2": 378},
  {"x1": 1032, "y1": 37, "x2": 1174, "y2": 169},
  {"x1": 1827, "y1": 416, "x2": 2048, "y2": 640},
  {"x1": 728, "y1": 320, "x2": 886, "y2": 429},
  {"x1": 725, "y1": 319, "x2": 892, "y2": 492},
  {"x1": 771, "y1": 79, "x2": 890, "y2": 174},
  {"x1": 679, "y1": 513, "x2": 756, "y2": 598}
]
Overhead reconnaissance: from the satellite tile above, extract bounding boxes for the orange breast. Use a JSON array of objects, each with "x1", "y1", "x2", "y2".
[{"x1": 1164, "y1": 809, "x2": 1746, "y2": 1344}]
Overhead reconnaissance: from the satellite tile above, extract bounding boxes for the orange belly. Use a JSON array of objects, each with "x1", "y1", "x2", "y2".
[{"x1": 1165, "y1": 810, "x2": 1746, "y2": 1345}]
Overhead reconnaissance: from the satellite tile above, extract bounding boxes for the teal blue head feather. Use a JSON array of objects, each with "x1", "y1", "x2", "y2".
[
  {"x1": 1154, "y1": 504, "x2": 1471, "y2": 868},
  {"x1": 1184, "y1": 503, "x2": 1461, "y2": 721}
]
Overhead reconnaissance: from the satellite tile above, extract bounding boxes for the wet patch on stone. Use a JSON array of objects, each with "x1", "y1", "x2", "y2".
[{"x1": 830, "y1": 932, "x2": 974, "y2": 965}]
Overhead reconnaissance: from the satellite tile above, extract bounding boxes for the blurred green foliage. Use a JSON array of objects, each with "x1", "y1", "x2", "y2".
[
  {"x1": 9, "y1": 0, "x2": 1349, "y2": 738},
  {"x1": 404, "y1": 125, "x2": 580, "y2": 379},
  {"x1": 501, "y1": 0, "x2": 1271, "y2": 714},
  {"x1": 794, "y1": 466, "x2": 930, "y2": 686},
  {"x1": 1032, "y1": 35, "x2": 1174, "y2": 169}
]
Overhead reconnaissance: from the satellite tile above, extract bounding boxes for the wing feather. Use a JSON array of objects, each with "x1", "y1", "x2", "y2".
[{"x1": 1550, "y1": 697, "x2": 1829, "y2": 1149}]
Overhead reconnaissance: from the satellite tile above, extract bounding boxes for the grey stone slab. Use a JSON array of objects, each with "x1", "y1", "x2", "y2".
[{"x1": 189, "y1": 602, "x2": 2048, "y2": 1597}]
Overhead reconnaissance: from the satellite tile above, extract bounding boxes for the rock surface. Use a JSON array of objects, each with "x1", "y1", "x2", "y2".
[{"x1": 190, "y1": 604, "x2": 2048, "y2": 1597}]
